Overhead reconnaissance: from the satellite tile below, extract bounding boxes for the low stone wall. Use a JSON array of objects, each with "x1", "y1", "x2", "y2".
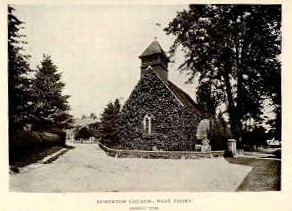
[{"x1": 98, "y1": 143, "x2": 224, "y2": 159}]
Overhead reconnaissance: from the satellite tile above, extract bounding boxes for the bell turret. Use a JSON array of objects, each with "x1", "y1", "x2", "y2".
[{"x1": 139, "y1": 40, "x2": 170, "y2": 81}]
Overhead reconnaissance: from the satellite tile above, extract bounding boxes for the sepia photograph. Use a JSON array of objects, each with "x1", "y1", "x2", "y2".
[{"x1": 7, "y1": 3, "x2": 282, "y2": 196}]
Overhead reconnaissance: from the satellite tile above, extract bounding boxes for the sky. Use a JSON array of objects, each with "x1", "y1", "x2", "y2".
[{"x1": 13, "y1": 4, "x2": 198, "y2": 118}]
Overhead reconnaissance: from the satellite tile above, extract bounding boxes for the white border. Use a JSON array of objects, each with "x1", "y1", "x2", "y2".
[{"x1": 1, "y1": 1, "x2": 291, "y2": 211}]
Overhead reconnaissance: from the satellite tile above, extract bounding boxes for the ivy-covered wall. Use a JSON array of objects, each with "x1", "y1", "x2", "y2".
[{"x1": 118, "y1": 69, "x2": 202, "y2": 151}]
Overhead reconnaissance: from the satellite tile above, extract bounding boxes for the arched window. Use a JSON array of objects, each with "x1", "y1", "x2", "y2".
[{"x1": 143, "y1": 114, "x2": 153, "y2": 134}]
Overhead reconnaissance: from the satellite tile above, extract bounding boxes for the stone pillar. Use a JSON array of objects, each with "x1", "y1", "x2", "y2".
[{"x1": 227, "y1": 139, "x2": 237, "y2": 156}]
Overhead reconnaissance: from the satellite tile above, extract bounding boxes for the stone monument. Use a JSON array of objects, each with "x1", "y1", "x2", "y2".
[
  {"x1": 201, "y1": 137, "x2": 211, "y2": 153},
  {"x1": 227, "y1": 139, "x2": 237, "y2": 156}
]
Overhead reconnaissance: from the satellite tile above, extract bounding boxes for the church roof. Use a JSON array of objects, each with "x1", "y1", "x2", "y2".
[
  {"x1": 165, "y1": 81, "x2": 207, "y2": 118},
  {"x1": 139, "y1": 41, "x2": 206, "y2": 117},
  {"x1": 139, "y1": 40, "x2": 169, "y2": 60}
]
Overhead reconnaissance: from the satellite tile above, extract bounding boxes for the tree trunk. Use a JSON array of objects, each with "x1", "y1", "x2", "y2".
[{"x1": 221, "y1": 47, "x2": 241, "y2": 141}]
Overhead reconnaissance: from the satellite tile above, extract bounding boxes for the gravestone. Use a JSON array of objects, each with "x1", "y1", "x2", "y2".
[{"x1": 201, "y1": 137, "x2": 211, "y2": 153}]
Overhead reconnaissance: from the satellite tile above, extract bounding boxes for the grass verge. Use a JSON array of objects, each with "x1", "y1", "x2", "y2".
[{"x1": 10, "y1": 145, "x2": 74, "y2": 168}]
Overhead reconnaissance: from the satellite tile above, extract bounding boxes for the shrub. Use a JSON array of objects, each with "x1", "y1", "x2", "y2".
[
  {"x1": 10, "y1": 130, "x2": 61, "y2": 148},
  {"x1": 208, "y1": 118, "x2": 232, "y2": 150},
  {"x1": 273, "y1": 149, "x2": 281, "y2": 159},
  {"x1": 75, "y1": 127, "x2": 92, "y2": 140},
  {"x1": 47, "y1": 128, "x2": 67, "y2": 146},
  {"x1": 241, "y1": 126, "x2": 268, "y2": 151},
  {"x1": 9, "y1": 130, "x2": 62, "y2": 163}
]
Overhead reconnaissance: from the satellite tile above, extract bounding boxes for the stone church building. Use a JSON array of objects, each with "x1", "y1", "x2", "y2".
[{"x1": 118, "y1": 40, "x2": 208, "y2": 151}]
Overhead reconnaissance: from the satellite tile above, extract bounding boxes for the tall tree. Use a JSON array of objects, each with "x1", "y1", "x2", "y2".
[
  {"x1": 8, "y1": 6, "x2": 34, "y2": 132},
  {"x1": 196, "y1": 80, "x2": 224, "y2": 117},
  {"x1": 32, "y1": 55, "x2": 71, "y2": 130},
  {"x1": 165, "y1": 5, "x2": 281, "y2": 140},
  {"x1": 99, "y1": 99, "x2": 121, "y2": 143}
]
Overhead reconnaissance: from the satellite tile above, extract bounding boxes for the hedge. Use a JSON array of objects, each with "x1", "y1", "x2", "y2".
[{"x1": 9, "y1": 130, "x2": 62, "y2": 163}]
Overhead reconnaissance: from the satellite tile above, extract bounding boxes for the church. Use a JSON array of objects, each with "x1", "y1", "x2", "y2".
[{"x1": 118, "y1": 40, "x2": 208, "y2": 151}]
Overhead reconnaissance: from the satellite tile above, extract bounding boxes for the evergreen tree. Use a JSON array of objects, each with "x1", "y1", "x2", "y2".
[
  {"x1": 100, "y1": 99, "x2": 121, "y2": 143},
  {"x1": 8, "y1": 6, "x2": 34, "y2": 132},
  {"x1": 75, "y1": 127, "x2": 92, "y2": 140},
  {"x1": 32, "y1": 55, "x2": 71, "y2": 130},
  {"x1": 165, "y1": 5, "x2": 281, "y2": 140}
]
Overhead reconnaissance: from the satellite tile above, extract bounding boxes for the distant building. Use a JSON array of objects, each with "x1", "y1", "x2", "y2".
[
  {"x1": 74, "y1": 116, "x2": 99, "y2": 130},
  {"x1": 72, "y1": 116, "x2": 100, "y2": 142},
  {"x1": 118, "y1": 40, "x2": 208, "y2": 151}
]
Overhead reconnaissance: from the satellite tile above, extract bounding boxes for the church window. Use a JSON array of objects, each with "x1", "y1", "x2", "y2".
[{"x1": 143, "y1": 114, "x2": 153, "y2": 134}]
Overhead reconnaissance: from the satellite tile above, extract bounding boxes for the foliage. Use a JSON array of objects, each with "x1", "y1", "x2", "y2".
[
  {"x1": 196, "y1": 80, "x2": 224, "y2": 117},
  {"x1": 164, "y1": 5, "x2": 281, "y2": 140},
  {"x1": 75, "y1": 127, "x2": 92, "y2": 140},
  {"x1": 273, "y1": 148, "x2": 281, "y2": 159},
  {"x1": 9, "y1": 130, "x2": 62, "y2": 165},
  {"x1": 8, "y1": 6, "x2": 34, "y2": 131},
  {"x1": 10, "y1": 131, "x2": 58, "y2": 148},
  {"x1": 118, "y1": 70, "x2": 200, "y2": 151},
  {"x1": 8, "y1": 6, "x2": 72, "y2": 164},
  {"x1": 89, "y1": 122, "x2": 101, "y2": 138},
  {"x1": 241, "y1": 126, "x2": 269, "y2": 150},
  {"x1": 209, "y1": 117, "x2": 232, "y2": 150},
  {"x1": 100, "y1": 99, "x2": 121, "y2": 143},
  {"x1": 32, "y1": 55, "x2": 72, "y2": 130},
  {"x1": 267, "y1": 105, "x2": 281, "y2": 140}
]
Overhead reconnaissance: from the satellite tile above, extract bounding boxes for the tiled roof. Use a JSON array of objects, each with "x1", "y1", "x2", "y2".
[
  {"x1": 73, "y1": 117, "x2": 99, "y2": 127},
  {"x1": 139, "y1": 40, "x2": 169, "y2": 60}
]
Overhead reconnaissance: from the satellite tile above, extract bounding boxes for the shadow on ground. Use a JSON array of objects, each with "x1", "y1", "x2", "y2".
[{"x1": 225, "y1": 157, "x2": 281, "y2": 191}]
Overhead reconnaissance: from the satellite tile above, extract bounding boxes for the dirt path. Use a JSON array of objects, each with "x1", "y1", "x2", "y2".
[
  {"x1": 225, "y1": 157, "x2": 281, "y2": 191},
  {"x1": 10, "y1": 144, "x2": 252, "y2": 192}
]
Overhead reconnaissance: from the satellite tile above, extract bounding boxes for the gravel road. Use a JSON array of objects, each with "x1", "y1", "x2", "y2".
[{"x1": 10, "y1": 143, "x2": 252, "y2": 192}]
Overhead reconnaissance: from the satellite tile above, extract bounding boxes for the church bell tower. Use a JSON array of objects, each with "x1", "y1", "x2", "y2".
[{"x1": 139, "y1": 40, "x2": 170, "y2": 81}]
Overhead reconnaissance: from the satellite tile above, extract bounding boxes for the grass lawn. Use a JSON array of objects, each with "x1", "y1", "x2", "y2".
[
  {"x1": 10, "y1": 145, "x2": 65, "y2": 168},
  {"x1": 225, "y1": 157, "x2": 281, "y2": 191}
]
